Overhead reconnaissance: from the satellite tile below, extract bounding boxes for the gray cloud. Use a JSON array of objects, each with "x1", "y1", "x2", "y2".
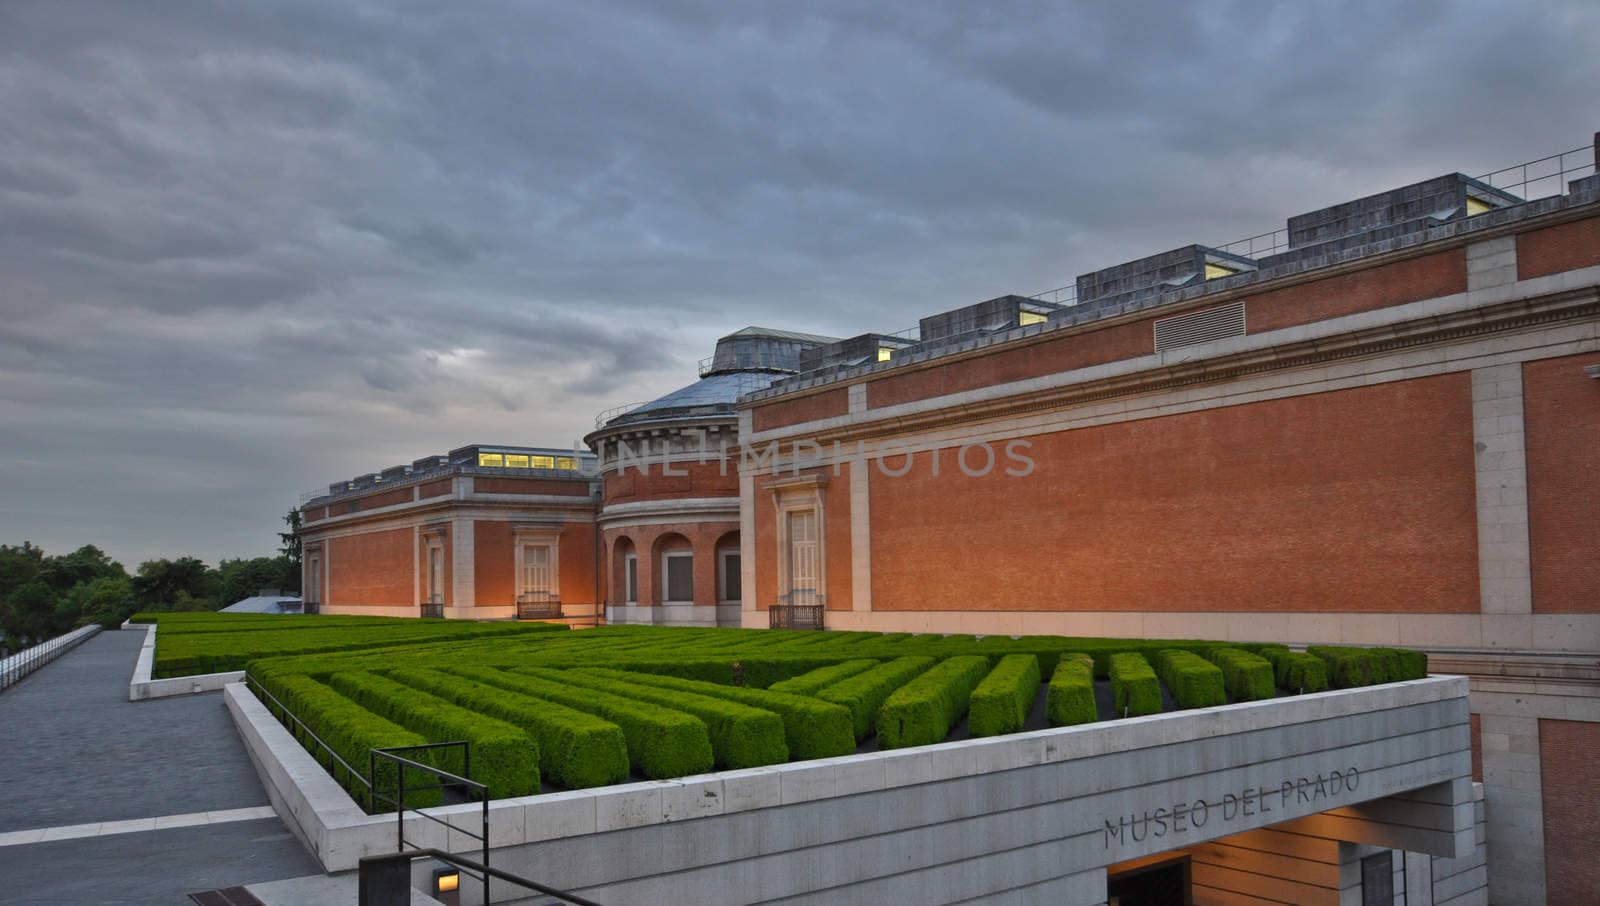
[{"x1": 0, "y1": 0, "x2": 1596, "y2": 567}]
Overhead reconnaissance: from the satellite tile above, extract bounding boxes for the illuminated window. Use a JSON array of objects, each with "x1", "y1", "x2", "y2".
[
  {"x1": 504, "y1": 454, "x2": 530, "y2": 469},
  {"x1": 556, "y1": 456, "x2": 577, "y2": 470},
  {"x1": 477, "y1": 453, "x2": 504, "y2": 467},
  {"x1": 1466, "y1": 196, "x2": 1493, "y2": 216},
  {"x1": 531, "y1": 455, "x2": 556, "y2": 469},
  {"x1": 1204, "y1": 263, "x2": 1239, "y2": 280},
  {"x1": 1018, "y1": 310, "x2": 1048, "y2": 326},
  {"x1": 877, "y1": 346, "x2": 894, "y2": 362}
]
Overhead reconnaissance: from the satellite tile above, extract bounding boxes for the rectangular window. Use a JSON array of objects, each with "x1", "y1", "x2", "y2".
[
  {"x1": 477, "y1": 453, "x2": 504, "y2": 467},
  {"x1": 663, "y1": 553, "x2": 694, "y2": 602},
  {"x1": 556, "y1": 456, "x2": 577, "y2": 470},
  {"x1": 503, "y1": 453, "x2": 530, "y2": 469},
  {"x1": 1018, "y1": 310, "x2": 1048, "y2": 326},
  {"x1": 1466, "y1": 196, "x2": 1493, "y2": 216},
  {"x1": 530, "y1": 455, "x2": 556, "y2": 469},
  {"x1": 876, "y1": 346, "x2": 894, "y2": 362},
  {"x1": 521, "y1": 545, "x2": 552, "y2": 595},
  {"x1": 624, "y1": 554, "x2": 638, "y2": 603},
  {"x1": 1203, "y1": 262, "x2": 1239, "y2": 280},
  {"x1": 787, "y1": 510, "x2": 818, "y2": 605},
  {"x1": 719, "y1": 551, "x2": 742, "y2": 602}
]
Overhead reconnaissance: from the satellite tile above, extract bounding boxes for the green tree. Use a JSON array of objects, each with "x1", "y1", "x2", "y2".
[
  {"x1": 280, "y1": 507, "x2": 303, "y2": 593},
  {"x1": 216, "y1": 557, "x2": 296, "y2": 607},
  {"x1": 0, "y1": 580, "x2": 55, "y2": 647},
  {"x1": 57, "y1": 575, "x2": 138, "y2": 629},
  {"x1": 132, "y1": 557, "x2": 216, "y2": 611}
]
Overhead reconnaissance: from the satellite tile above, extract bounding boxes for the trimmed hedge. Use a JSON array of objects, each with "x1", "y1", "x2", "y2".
[
  {"x1": 814, "y1": 656, "x2": 936, "y2": 740},
  {"x1": 1276, "y1": 652, "x2": 1329, "y2": 693},
  {"x1": 1155, "y1": 650, "x2": 1226, "y2": 709},
  {"x1": 1206, "y1": 648, "x2": 1276, "y2": 701},
  {"x1": 454, "y1": 666, "x2": 712, "y2": 780},
  {"x1": 878, "y1": 655, "x2": 992, "y2": 749},
  {"x1": 526, "y1": 668, "x2": 788, "y2": 769},
  {"x1": 1307, "y1": 646, "x2": 1427, "y2": 688},
  {"x1": 1046, "y1": 654, "x2": 1097, "y2": 726},
  {"x1": 580, "y1": 669, "x2": 854, "y2": 761},
  {"x1": 386, "y1": 667, "x2": 629, "y2": 789},
  {"x1": 768, "y1": 659, "x2": 880, "y2": 696},
  {"x1": 968, "y1": 654, "x2": 1041, "y2": 738},
  {"x1": 324, "y1": 670, "x2": 540, "y2": 798},
  {"x1": 256, "y1": 673, "x2": 436, "y2": 811},
  {"x1": 1109, "y1": 652, "x2": 1162, "y2": 717}
]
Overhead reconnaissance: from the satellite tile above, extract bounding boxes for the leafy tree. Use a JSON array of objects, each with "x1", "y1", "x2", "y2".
[
  {"x1": 0, "y1": 580, "x2": 55, "y2": 647},
  {"x1": 133, "y1": 557, "x2": 216, "y2": 611},
  {"x1": 216, "y1": 556, "x2": 296, "y2": 607},
  {"x1": 280, "y1": 507, "x2": 303, "y2": 593},
  {"x1": 0, "y1": 542, "x2": 45, "y2": 601},
  {"x1": 57, "y1": 576, "x2": 138, "y2": 629}
]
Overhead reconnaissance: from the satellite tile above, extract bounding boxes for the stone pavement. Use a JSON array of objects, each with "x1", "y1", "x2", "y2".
[{"x1": 0, "y1": 630, "x2": 323, "y2": 904}]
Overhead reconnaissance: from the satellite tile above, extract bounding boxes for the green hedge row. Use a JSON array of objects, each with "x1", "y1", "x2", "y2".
[
  {"x1": 325, "y1": 670, "x2": 540, "y2": 798},
  {"x1": 581, "y1": 668, "x2": 854, "y2": 761},
  {"x1": 385, "y1": 667, "x2": 629, "y2": 789},
  {"x1": 814, "y1": 656, "x2": 936, "y2": 740},
  {"x1": 1206, "y1": 648, "x2": 1276, "y2": 701},
  {"x1": 1109, "y1": 652, "x2": 1162, "y2": 717},
  {"x1": 768, "y1": 659, "x2": 880, "y2": 696},
  {"x1": 1046, "y1": 654, "x2": 1097, "y2": 726},
  {"x1": 1155, "y1": 650, "x2": 1226, "y2": 709},
  {"x1": 878, "y1": 655, "x2": 992, "y2": 749},
  {"x1": 525, "y1": 668, "x2": 787, "y2": 769},
  {"x1": 154, "y1": 620, "x2": 564, "y2": 677},
  {"x1": 449, "y1": 666, "x2": 711, "y2": 780},
  {"x1": 968, "y1": 654, "x2": 1041, "y2": 738},
  {"x1": 1306, "y1": 646, "x2": 1428, "y2": 688},
  {"x1": 254, "y1": 673, "x2": 437, "y2": 811},
  {"x1": 1273, "y1": 652, "x2": 1330, "y2": 693}
]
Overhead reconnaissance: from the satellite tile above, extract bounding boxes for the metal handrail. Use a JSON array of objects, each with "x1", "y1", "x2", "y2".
[
  {"x1": 246, "y1": 675, "x2": 376, "y2": 804},
  {"x1": 0, "y1": 625, "x2": 101, "y2": 693},
  {"x1": 360, "y1": 848, "x2": 607, "y2": 906},
  {"x1": 370, "y1": 744, "x2": 490, "y2": 904},
  {"x1": 1476, "y1": 144, "x2": 1595, "y2": 202}
]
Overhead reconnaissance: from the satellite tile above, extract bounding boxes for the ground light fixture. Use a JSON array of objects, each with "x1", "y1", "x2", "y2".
[{"x1": 432, "y1": 865, "x2": 461, "y2": 906}]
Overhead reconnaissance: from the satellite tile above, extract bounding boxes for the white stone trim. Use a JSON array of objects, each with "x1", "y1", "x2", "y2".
[
  {"x1": 127, "y1": 624, "x2": 243, "y2": 700},
  {"x1": 849, "y1": 457, "x2": 872, "y2": 612},
  {"x1": 1471, "y1": 364, "x2": 1533, "y2": 615},
  {"x1": 450, "y1": 518, "x2": 474, "y2": 607},
  {"x1": 1466, "y1": 235, "x2": 1518, "y2": 292}
]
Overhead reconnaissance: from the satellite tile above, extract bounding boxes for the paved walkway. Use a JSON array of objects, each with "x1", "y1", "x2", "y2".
[{"x1": 0, "y1": 629, "x2": 322, "y2": 903}]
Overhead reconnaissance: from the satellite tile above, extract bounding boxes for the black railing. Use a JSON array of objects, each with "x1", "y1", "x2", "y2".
[
  {"x1": 769, "y1": 592, "x2": 825, "y2": 630},
  {"x1": 421, "y1": 596, "x2": 445, "y2": 619},
  {"x1": 359, "y1": 849, "x2": 607, "y2": 906},
  {"x1": 0, "y1": 625, "x2": 101, "y2": 693},
  {"x1": 369, "y1": 744, "x2": 491, "y2": 904},
  {"x1": 247, "y1": 674, "x2": 377, "y2": 806},
  {"x1": 516, "y1": 592, "x2": 562, "y2": 620}
]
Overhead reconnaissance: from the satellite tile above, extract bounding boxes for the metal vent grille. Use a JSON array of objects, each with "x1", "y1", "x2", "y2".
[{"x1": 1153, "y1": 301, "x2": 1246, "y2": 353}]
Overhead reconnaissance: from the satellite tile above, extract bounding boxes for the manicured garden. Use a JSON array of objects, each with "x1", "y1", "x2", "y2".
[{"x1": 141, "y1": 614, "x2": 1430, "y2": 810}]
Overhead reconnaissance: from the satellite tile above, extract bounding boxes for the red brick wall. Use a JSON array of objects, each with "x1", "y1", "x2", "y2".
[
  {"x1": 419, "y1": 478, "x2": 452, "y2": 499},
  {"x1": 475, "y1": 476, "x2": 591, "y2": 496},
  {"x1": 866, "y1": 374, "x2": 1479, "y2": 612},
  {"x1": 602, "y1": 462, "x2": 738, "y2": 504},
  {"x1": 476, "y1": 520, "x2": 599, "y2": 607},
  {"x1": 328, "y1": 527, "x2": 414, "y2": 606},
  {"x1": 866, "y1": 318, "x2": 1153, "y2": 410},
  {"x1": 355, "y1": 487, "x2": 414, "y2": 510},
  {"x1": 826, "y1": 470, "x2": 852, "y2": 611},
  {"x1": 1518, "y1": 215, "x2": 1600, "y2": 280},
  {"x1": 1246, "y1": 250, "x2": 1466, "y2": 334},
  {"x1": 303, "y1": 506, "x2": 328, "y2": 523},
  {"x1": 602, "y1": 521, "x2": 739, "y2": 607},
  {"x1": 475, "y1": 521, "x2": 514, "y2": 606},
  {"x1": 1524, "y1": 353, "x2": 1600, "y2": 613},
  {"x1": 753, "y1": 387, "x2": 849, "y2": 432},
  {"x1": 1540, "y1": 718, "x2": 1600, "y2": 905}
]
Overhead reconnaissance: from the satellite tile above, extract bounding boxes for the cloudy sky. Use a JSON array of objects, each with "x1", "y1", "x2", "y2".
[{"x1": 1, "y1": 1, "x2": 1596, "y2": 568}]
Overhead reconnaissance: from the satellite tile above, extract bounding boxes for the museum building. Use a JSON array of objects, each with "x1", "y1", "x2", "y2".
[{"x1": 295, "y1": 134, "x2": 1600, "y2": 904}]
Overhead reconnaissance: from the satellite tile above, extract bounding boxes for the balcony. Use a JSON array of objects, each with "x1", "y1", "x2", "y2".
[
  {"x1": 516, "y1": 592, "x2": 562, "y2": 621},
  {"x1": 769, "y1": 590, "x2": 825, "y2": 630}
]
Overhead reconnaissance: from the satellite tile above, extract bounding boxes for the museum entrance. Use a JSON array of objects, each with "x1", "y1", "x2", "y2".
[{"x1": 1106, "y1": 853, "x2": 1190, "y2": 906}]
